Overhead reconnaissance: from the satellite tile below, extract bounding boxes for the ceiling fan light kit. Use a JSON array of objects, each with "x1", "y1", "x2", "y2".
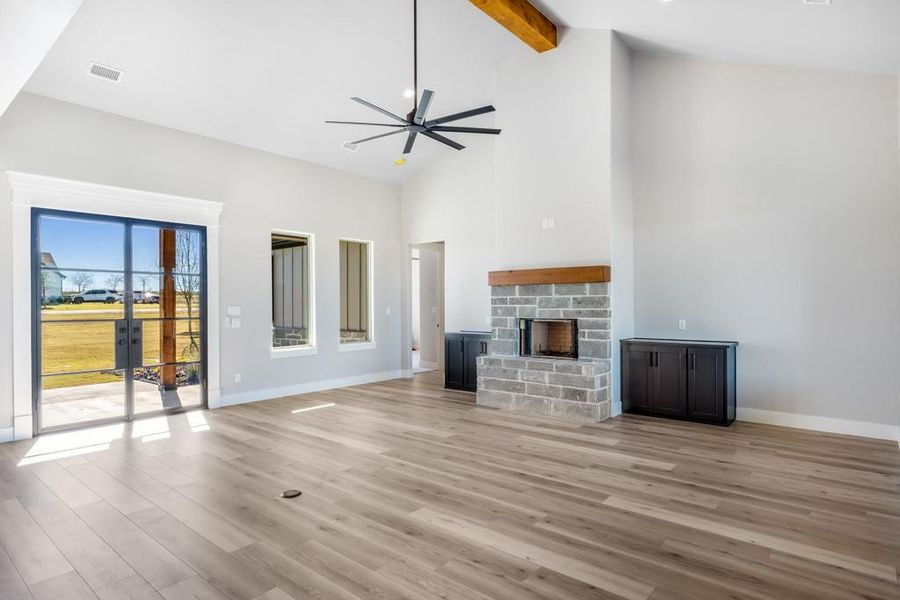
[{"x1": 326, "y1": 0, "x2": 501, "y2": 157}]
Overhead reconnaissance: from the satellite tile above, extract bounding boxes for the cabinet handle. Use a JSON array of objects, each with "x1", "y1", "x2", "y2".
[
  {"x1": 648, "y1": 352, "x2": 654, "y2": 367},
  {"x1": 690, "y1": 353, "x2": 696, "y2": 370}
]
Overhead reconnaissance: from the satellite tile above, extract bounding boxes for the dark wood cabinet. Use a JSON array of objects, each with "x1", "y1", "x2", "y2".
[
  {"x1": 621, "y1": 339, "x2": 737, "y2": 425},
  {"x1": 445, "y1": 331, "x2": 490, "y2": 392}
]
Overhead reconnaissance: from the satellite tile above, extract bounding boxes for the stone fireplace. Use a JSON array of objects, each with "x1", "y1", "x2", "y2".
[{"x1": 476, "y1": 267, "x2": 611, "y2": 422}]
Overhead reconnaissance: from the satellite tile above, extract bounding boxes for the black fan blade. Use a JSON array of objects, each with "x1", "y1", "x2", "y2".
[
  {"x1": 429, "y1": 125, "x2": 501, "y2": 135},
  {"x1": 351, "y1": 97, "x2": 409, "y2": 124},
  {"x1": 413, "y1": 89, "x2": 435, "y2": 125},
  {"x1": 351, "y1": 128, "x2": 407, "y2": 144},
  {"x1": 326, "y1": 120, "x2": 406, "y2": 127},
  {"x1": 403, "y1": 131, "x2": 418, "y2": 154},
  {"x1": 422, "y1": 131, "x2": 465, "y2": 151},
  {"x1": 425, "y1": 105, "x2": 495, "y2": 126}
]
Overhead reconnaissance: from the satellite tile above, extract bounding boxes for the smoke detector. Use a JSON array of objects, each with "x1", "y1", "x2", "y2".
[{"x1": 88, "y1": 63, "x2": 123, "y2": 83}]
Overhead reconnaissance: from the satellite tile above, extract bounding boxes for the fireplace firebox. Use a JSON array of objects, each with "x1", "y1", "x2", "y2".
[{"x1": 519, "y1": 318, "x2": 578, "y2": 360}]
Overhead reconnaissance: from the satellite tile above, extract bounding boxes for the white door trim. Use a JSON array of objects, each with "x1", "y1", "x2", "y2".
[{"x1": 7, "y1": 171, "x2": 224, "y2": 440}]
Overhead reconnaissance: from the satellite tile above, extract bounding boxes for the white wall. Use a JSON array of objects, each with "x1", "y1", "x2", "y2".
[
  {"x1": 0, "y1": 93, "x2": 403, "y2": 429},
  {"x1": 401, "y1": 136, "x2": 496, "y2": 335},
  {"x1": 632, "y1": 55, "x2": 900, "y2": 430},
  {"x1": 609, "y1": 33, "x2": 635, "y2": 415},
  {"x1": 494, "y1": 29, "x2": 613, "y2": 269},
  {"x1": 401, "y1": 29, "x2": 616, "y2": 352}
]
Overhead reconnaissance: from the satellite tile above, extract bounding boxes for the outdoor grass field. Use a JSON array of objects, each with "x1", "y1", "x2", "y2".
[{"x1": 40, "y1": 301, "x2": 200, "y2": 389}]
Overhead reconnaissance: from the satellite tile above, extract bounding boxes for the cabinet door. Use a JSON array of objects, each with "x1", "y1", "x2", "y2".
[
  {"x1": 651, "y1": 346, "x2": 687, "y2": 418},
  {"x1": 687, "y1": 347, "x2": 726, "y2": 422},
  {"x1": 623, "y1": 345, "x2": 653, "y2": 412},
  {"x1": 463, "y1": 337, "x2": 485, "y2": 391},
  {"x1": 444, "y1": 336, "x2": 465, "y2": 389}
]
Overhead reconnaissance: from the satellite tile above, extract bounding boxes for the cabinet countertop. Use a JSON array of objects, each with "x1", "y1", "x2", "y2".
[{"x1": 621, "y1": 338, "x2": 739, "y2": 347}]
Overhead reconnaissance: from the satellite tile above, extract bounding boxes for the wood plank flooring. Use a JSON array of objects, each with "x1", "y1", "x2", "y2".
[{"x1": 1, "y1": 371, "x2": 898, "y2": 599}]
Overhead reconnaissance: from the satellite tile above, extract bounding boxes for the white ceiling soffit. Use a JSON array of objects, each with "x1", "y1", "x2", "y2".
[
  {"x1": 0, "y1": 0, "x2": 83, "y2": 117},
  {"x1": 21, "y1": 0, "x2": 900, "y2": 183},
  {"x1": 535, "y1": 0, "x2": 900, "y2": 75}
]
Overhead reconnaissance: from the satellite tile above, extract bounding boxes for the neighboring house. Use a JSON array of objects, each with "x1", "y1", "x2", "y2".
[{"x1": 40, "y1": 252, "x2": 66, "y2": 304}]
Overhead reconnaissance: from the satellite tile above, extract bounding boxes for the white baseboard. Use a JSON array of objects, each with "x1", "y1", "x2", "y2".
[
  {"x1": 214, "y1": 370, "x2": 404, "y2": 408},
  {"x1": 737, "y1": 407, "x2": 900, "y2": 442},
  {"x1": 0, "y1": 427, "x2": 14, "y2": 444}
]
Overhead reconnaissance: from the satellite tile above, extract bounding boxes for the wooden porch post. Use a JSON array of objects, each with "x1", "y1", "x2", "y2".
[{"x1": 160, "y1": 229, "x2": 177, "y2": 390}]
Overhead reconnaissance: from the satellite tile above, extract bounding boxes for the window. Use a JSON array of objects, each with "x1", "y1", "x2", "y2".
[
  {"x1": 272, "y1": 233, "x2": 312, "y2": 348},
  {"x1": 339, "y1": 239, "x2": 372, "y2": 344}
]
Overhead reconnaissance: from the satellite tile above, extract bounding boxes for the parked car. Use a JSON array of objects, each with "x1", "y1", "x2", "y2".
[
  {"x1": 134, "y1": 291, "x2": 160, "y2": 304},
  {"x1": 72, "y1": 289, "x2": 122, "y2": 304}
]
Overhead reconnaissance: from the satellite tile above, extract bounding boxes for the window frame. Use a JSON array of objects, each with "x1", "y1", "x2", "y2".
[
  {"x1": 338, "y1": 237, "x2": 376, "y2": 351},
  {"x1": 270, "y1": 229, "x2": 317, "y2": 358}
]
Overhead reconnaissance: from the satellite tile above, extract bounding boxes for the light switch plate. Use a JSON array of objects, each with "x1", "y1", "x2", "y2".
[
  {"x1": 227, "y1": 306, "x2": 241, "y2": 316},
  {"x1": 678, "y1": 319, "x2": 687, "y2": 330},
  {"x1": 231, "y1": 318, "x2": 241, "y2": 329}
]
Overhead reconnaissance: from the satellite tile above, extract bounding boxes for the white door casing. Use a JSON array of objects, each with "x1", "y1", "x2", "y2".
[{"x1": 7, "y1": 171, "x2": 223, "y2": 440}]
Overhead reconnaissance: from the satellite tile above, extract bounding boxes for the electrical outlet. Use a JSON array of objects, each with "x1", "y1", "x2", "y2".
[
  {"x1": 678, "y1": 319, "x2": 687, "y2": 330},
  {"x1": 386, "y1": 306, "x2": 391, "y2": 315},
  {"x1": 227, "y1": 305, "x2": 241, "y2": 316},
  {"x1": 234, "y1": 373, "x2": 242, "y2": 383},
  {"x1": 231, "y1": 318, "x2": 241, "y2": 329},
  {"x1": 548, "y1": 217, "x2": 555, "y2": 228}
]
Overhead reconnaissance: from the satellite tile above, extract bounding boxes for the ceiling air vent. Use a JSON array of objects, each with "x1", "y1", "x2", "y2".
[{"x1": 88, "y1": 63, "x2": 123, "y2": 83}]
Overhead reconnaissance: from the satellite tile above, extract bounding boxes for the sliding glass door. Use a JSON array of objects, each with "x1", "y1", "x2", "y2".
[{"x1": 33, "y1": 210, "x2": 207, "y2": 432}]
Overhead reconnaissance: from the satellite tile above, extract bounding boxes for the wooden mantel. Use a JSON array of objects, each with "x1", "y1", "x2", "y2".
[{"x1": 488, "y1": 265, "x2": 611, "y2": 286}]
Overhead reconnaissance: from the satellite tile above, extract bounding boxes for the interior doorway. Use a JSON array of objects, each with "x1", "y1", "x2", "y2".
[
  {"x1": 410, "y1": 242, "x2": 444, "y2": 374},
  {"x1": 32, "y1": 209, "x2": 207, "y2": 433}
]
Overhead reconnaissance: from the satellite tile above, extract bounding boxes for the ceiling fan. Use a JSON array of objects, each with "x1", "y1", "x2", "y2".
[{"x1": 326, "y1": 0, "x2": 500, "y2": 156}]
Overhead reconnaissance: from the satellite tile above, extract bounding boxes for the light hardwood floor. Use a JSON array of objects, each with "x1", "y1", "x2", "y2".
[{"x1": 1, "y1": 371, "x2": 898, "y2": 599}]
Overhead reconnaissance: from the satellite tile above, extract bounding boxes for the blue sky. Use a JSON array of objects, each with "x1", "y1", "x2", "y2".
[{"x1": 39, "y1": 215, "x2": 199, "y2": 291}]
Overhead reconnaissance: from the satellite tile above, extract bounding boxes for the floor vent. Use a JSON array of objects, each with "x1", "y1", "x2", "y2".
[{"x1": 89, "y1": 63, "x2": 123, "y2": 83}]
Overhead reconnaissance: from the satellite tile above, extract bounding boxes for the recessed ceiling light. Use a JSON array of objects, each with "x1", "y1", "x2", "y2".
[
  {"x1": 802, "y1": 0, "x2": 831, "y2": 4},
  {"x1": 341, "y1": 141, "x2": 359, "y2": 152},
  {"x1": 402, "y1": 88, "x2": 415, "y2": 98}
]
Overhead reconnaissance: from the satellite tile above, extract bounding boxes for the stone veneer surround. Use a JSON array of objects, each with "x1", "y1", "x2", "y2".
[{"x1": 477, "y1": 282, "x2": 612, "y2": 422}]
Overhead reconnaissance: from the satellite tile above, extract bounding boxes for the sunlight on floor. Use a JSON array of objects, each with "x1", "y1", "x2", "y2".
[
  {"x1": 291, "y1": 402, "x2": 336, "y2": 414},
  {"x1": 16, "y1": 410, "x2": 209, "y2": 466}
]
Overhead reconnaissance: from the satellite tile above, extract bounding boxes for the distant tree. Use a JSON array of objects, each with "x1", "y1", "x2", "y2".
[
  {"x1": 137, "y1": 273, "x2": 154, "y2": 294},
  {"x1": 105, "y1": 273, "x2": 124, "y2": 291},
  {"x1": 175, "y1": 231, "x2": 201, "y2": 360},
  {"x1": 70, "y1": 272, "x2": 93, "y2": 293}
]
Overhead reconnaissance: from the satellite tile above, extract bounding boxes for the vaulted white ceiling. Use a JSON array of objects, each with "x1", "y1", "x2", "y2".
[{"x1": 22, "y1": 0, "x2": 900, "y2": 183}]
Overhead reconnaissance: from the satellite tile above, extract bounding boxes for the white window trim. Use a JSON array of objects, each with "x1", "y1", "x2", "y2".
[
  {"x1": 271, "y1": 229, "x2": 316, "y2": 356},
  {"x1": 339, "y1": 341, "x2": 377, "y2": 352},
  {"x1": 339, "y1": 237, "x2": 375, "y2": 348},
  {"x1": 7, "y1": 171, "x2": 224, "y2": 441},
  {"x1": 271, "y1": 345, "x2": 318, "y2": 358}
]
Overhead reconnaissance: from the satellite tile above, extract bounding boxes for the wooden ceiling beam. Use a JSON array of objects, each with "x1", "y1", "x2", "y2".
[{"x1": 469, "y1": 0, "x2": 557, "y2": 53}]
